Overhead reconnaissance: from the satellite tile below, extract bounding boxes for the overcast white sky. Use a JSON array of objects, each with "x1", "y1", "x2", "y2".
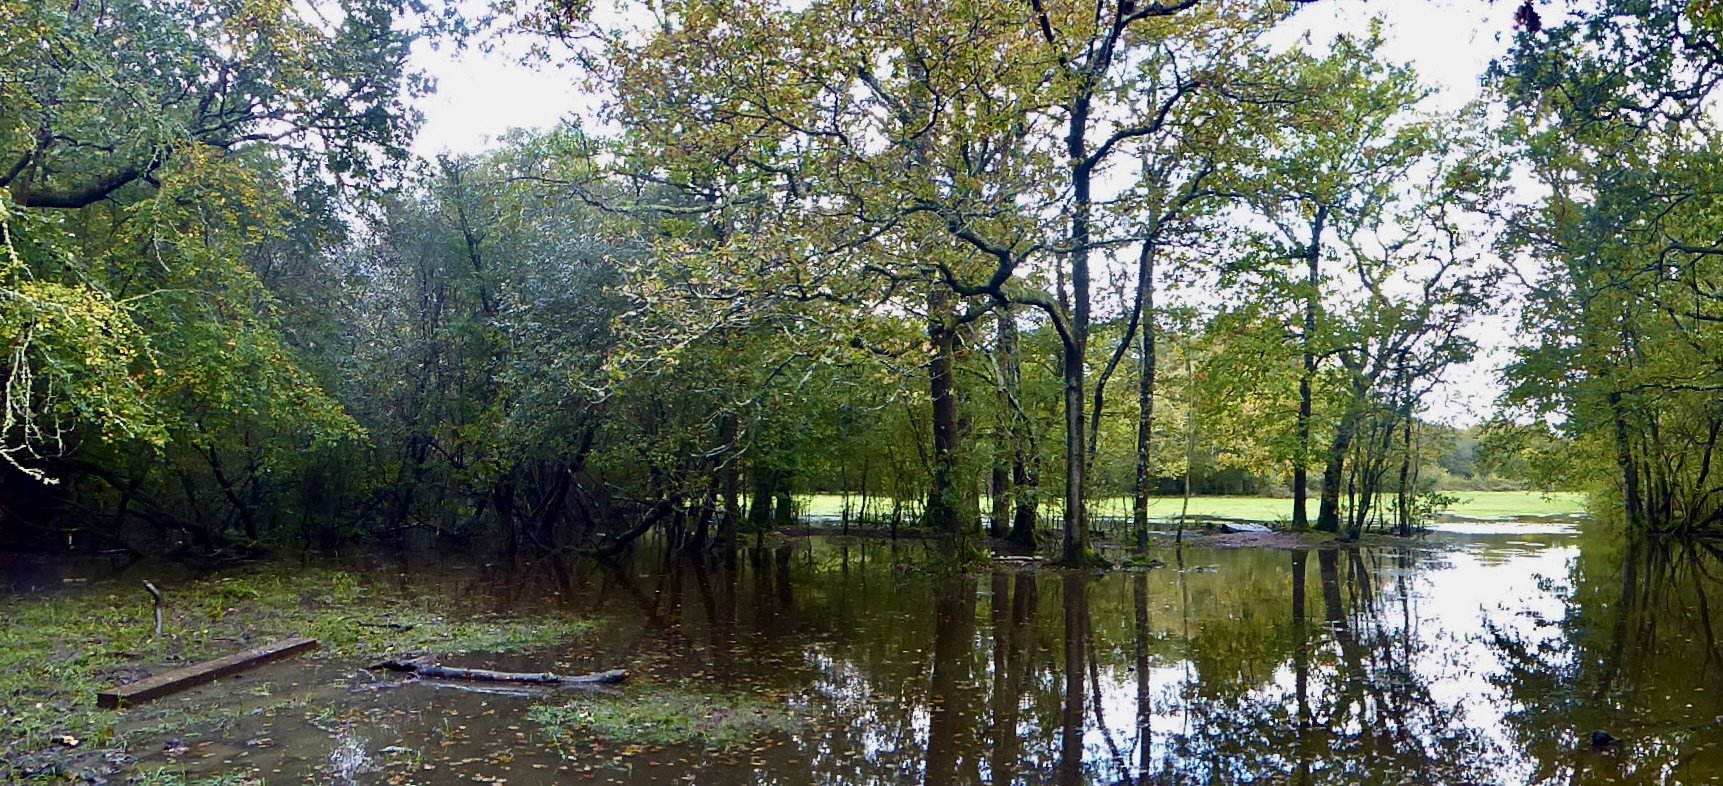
[
  {"x1": 412, "y1": 0, "x2": 1525, "y2": 155},
  {"x1": 406, "y1": 0, "x2": 1537, "y2": 425}
]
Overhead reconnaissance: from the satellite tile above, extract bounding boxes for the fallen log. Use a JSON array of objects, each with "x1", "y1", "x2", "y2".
[
  {"x1": 369, "y1": 656, "x2": 628, "y2": 686},
  {"x1": 98, "y1": 637, "x2": 319, "y2": 708}
]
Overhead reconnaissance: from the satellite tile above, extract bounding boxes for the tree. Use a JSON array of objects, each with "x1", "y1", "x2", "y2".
[
  {"x1": 552, "y1": 0, "x2": 1292, "y2": 564},
  {"x1": 0, "y1": 0, "x2": 424, "y2": 209},
  {"x1": 1496, "y1": 0, "x2": 1723, "y2": 533},
  {"x1": 0, "y1": 0, "x2": 429, "y2": 547},
  {"x1": 1226, "y1": 31, "x2": 1500, "y2": 534}
]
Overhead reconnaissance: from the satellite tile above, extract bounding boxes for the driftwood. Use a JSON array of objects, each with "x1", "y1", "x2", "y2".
[
  {"x1": 369, "y1": 656, "x2": 628, "y2": 686},
  {"x1": 99, "y1": 637, "x2": 319, "y2": 708}
]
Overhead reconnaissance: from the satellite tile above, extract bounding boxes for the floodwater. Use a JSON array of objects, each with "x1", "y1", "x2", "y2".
[{"x1": 80, "y1": 525, "x2": 1723, "y2": 784}]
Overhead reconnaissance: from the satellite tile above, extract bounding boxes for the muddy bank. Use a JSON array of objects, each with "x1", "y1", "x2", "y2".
[{"x1": 0, "y1": 562, "x2": 595, "y2": 783}]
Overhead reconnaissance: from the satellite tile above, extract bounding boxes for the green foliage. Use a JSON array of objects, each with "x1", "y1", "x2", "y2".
[
  {"x1": 0, "y1": 0, "x2": 1663, "y2": 555},
  {"x1": 0, "y1": 194, "x2": 163, "y2": 481},
  {"x1": 1495, "y1": 0, "x2": 1723, "y2": 532},
  {"x1": 0, "y1": 0, "x2": 427, "y2": 544}
]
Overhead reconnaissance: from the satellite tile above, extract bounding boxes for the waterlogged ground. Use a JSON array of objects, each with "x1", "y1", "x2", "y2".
[{"x1": 5, "y1": 522, "x2": 1722, "y2": 786}]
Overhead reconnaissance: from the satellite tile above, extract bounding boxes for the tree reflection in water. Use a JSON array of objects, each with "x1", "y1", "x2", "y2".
[
  {"x1": 338, "y1": 530, "x2": 1722, "y2": 786},
  {"x1": 1487, "y1": 531, "x2": 1723, "y2": 785}
]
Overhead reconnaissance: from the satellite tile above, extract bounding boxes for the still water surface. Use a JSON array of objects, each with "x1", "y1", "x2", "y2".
[{"x1": 108, "y1": 525, "x2": 1723, "y2": 785}]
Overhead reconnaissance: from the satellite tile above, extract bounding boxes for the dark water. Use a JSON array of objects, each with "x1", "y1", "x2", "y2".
[{"x1": 106, "y1": 524, "x2": 1723, "y2": 785}]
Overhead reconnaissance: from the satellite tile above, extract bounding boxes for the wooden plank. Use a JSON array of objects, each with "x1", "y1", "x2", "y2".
[{"x1": 98, "y1": 637, "x2": 319, "y2": 709}]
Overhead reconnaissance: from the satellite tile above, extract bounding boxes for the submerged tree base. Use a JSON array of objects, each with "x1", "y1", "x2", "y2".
[{"x1": 1058, "y1": 548, "x2": 1111, "y2": 569}]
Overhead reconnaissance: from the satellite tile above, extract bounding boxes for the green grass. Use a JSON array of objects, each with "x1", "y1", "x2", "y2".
[
  {"x1": 130, "y1": 768, "x2": 261, "y2": 786},
  {"x1": 795, "y1": 489, "x2": 1588, "y2": 524},
  {"x1": 0, "y1": 566, "x2": 591, "y2": 773},
  {"x1": 529, "y1": 687, "x2": 797, "y2": 752},
  {"x1": 1436, "y1": 490, "x2": 1589, "y2": 519}
]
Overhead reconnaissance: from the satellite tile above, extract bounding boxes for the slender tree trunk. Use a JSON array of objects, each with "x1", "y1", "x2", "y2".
[
  {"x1": 1396, "y1": 407, "x2": 1414, "y2": 537},
  {"x1": 748, "y1": 467, "x2": 775, "y2": 550},
  {"x1": 1060, "y1": 99, "x2": 1094, "y2": 567},
  {"x1": 991, "y1": 311, "x2": 1013, "y2": 539},
  {"x1": 1293, "y1": 208, "x2": 1327, "y2": 530},
  {"x1": 686, "y1": 494, "x2": 713, "y2": 553},
  {"x1": 205, "y1": 444, "x2": 259, "y2": 542},
  {"x1": 492, "y1": 476, "x2": 519, "y2": 557},
  {"x1": 999, "y1": 308, "x2": 1038, "y2": 547},
  {"x1": 957, "y1": 321, "x2": 983, "y2": 533},
  {"x1": 1178, "y1": 339, "x2": 1196, "y2": 543},
  {"x1": 1133, "y1": 241, "x2": 1158, "y2": 554},
  {"x1": 1061, "y1": 344, "x2": 1090, "y2": 564}
]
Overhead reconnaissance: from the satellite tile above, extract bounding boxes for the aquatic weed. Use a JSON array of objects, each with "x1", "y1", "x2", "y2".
[{"x1": 528, "y1": 687, "x2": 797, "y2": 752}]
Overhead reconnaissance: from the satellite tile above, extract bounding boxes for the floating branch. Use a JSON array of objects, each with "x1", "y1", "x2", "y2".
[{"x1": 370, "y1": 656, "x2": 628, "y2": 686}]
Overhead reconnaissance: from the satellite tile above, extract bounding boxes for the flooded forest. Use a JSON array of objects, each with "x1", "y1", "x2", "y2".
[{"x1": 4, "y1": 0, "x2": 1723, "y2": 784}]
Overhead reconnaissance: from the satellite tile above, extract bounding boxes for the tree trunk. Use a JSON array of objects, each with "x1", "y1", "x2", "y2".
[
  {"x1": 1396, "y1": 409, "x2": 1414, "y2": 537},
  {"x1": 1293, "y1": 208, "x2": 1327, "y2": 531},
  {"x1": 1316, "y1": 409, "x2": 1357, "y2": 535},
  {"x1": 989, "y1": 465, "x2": 1010, "y2": 539},
  {"x1": 927, "y1": 288, "x2": 975, "y2": 544},
  {"x1": 1133, "y1": 242, "x2": 1158, "y2": 554},
  {"x1": 999, "y1": 307, "x2": 1038, "y2": 548},
  {"x1": 716, "y1": 414, "x2": 741, "y2": 554},
  {"x1": 1061, "y1": 344, "x2": 1090, "y2": 564},
  {"x1": 685, "y1": 495, "x2": 713, "y2": 553},
  {"x1": 1060, "y1": 97, "x2": 1094, "y2": 567},
  {"x1": 747, "y1": 467, "x2": 775, "y2": 546},
  {"x1": 1609, "y1": 389, "x2": 1645, "y2": 530}
]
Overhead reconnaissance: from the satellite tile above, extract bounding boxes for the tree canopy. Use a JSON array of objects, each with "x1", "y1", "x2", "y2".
[{"x1": 0, "y1": 0, "x2": 1712, "y2": 559}]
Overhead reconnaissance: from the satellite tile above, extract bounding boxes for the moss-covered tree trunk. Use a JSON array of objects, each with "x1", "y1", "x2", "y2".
[{"x1": 926, "y1": 295, "x2": 976, "y2": 546}]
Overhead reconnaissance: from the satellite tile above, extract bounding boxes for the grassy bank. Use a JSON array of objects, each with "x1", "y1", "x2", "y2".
[
  {"x1": 796, "y1": 489, "x2": 1588, "y2": 524},
  {"x1": 0, "y1": 566, "x2": 590, "y2": 778}
]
